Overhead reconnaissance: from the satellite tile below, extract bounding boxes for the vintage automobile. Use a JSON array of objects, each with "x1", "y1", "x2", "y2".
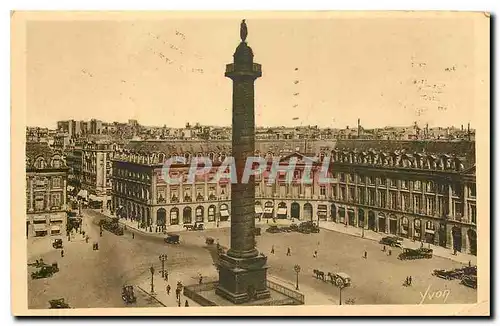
[
  {"x1": 327, "y1": 272, "x2": 352, "y2": 288},
  {"x1": 379, "y1": 236, "x2": 403, "y2": 248},
  {"x1": 49, "y1": 298, "x2": 70, "y2": 309},
  {"x1": 122, "y1": 285, "x2": 137, "y2": 303},
  {"x1": 165, "y1": 233, "x2": 180, "y2": 244},
  {"x1": 102, "y1": 217, "x2": 124, "y2": 236},
  {"x1": 461, "y1": 266, "x2": 477, "y2": 277},
  {"x1": 31, "y1": 263, "x2": 59, "y2": 279},
  {"x1": 266, "y1": 225, "x2": 282, "y2": 234},
  {"x1": 461, "y1": 275, "x2": 477, "y2": 289},
  {"x1": 289, "y1": 224, "x2": 299, "y2": 232},
  {"x1": 432, "y1": 269, "x2": 462, "y2": 280},
  {"x1": 298, "y1": 221, "x2": 320, "y2": 234},
  {"x1": 52, "y1": 239, "x2": 63, "y2": 249},
  {"x1": 398, "y1": 248, "x2": 433, "y2": 260},
  {"x1": 206, "y1": 237, "x2": 215, "y2": 245}
]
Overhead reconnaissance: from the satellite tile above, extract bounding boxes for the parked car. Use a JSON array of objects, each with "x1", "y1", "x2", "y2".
[
  {"x1": 122, "y1": 285, "x2": 137, "y2": 303},
  {"x1": 165, "y1": 233, "x2": 180, "y2": 244},
  {"x1": 379, "y1": 236, "x2": 403, "y2": 248},
  {"x1": 52, "y1": 239, "x2": 63, "y2": 249},
  {"x1": 31, "y1": 263, "x2": 59, "y2": 279},
  {"x1": 266, "y1": 226, "x2": 282, "y2": 234},
  {"x1": 432, "y1": 269, "x2": 461, "y2": 280},
  {"x1": 461, "y1": 275, "x2": 477, "y2": 289},
  {"x1": 398, "y1": 248, "x2": 433, "y2": 260},
  {"x1": 49, "y1": 298, "x2": 70, "y2": 309}
]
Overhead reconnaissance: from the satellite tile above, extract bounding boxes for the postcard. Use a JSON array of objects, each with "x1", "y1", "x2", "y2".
[{"x1": 11, "y1": 11, "x2": 490, "y2": 316}]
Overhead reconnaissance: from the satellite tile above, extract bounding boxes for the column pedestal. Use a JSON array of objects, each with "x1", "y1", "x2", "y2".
[{"x1": 216, "y1": 253, "x2": 270, "y2": 304}]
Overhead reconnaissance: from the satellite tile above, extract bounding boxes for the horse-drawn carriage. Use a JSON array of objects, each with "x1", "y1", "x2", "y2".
[{"x1": 313, "y1": 269, "x2": 352, "y2": 288}]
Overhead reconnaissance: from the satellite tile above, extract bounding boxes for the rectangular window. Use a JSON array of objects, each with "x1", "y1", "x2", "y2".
[
  {"x1": 402, "y1": 193, "x2": 410, "y2": 211},
  {"x1": 340, "y1": 186, "x2": 346, "y2": 201},
  {"x1": 331, "y1": 186, "x2": 337, "y2": 199},
  {"x1": 414, "y1": 195, "x2": 421, "y2": 212},
  {"x1": 389, "y1": 178, "x2": 397, "y2": 188},
  {"x1": 413, "y1": 180, "x2": 421, "y2": 191},
  {"x1": 470, "y1": 205, "x2": 476, "y2": 224},
  {"x1": 35, "y1": 196, "x2": 44, "y2": 211},
  {"x1": 367, "y1": 176, "x2": 375, "y2": 185},
  {"x1": 401, "y1": 180, "x2": 408, "y2": 189},
  {"x1": 52, "y1": 177, "x2": 61, "y2": 188},
  {"x1": 320, "y1": 186, "x2": 326, "y2": 196},
  {"x1": 340, "y1": 173, "x2": 346, "y2": 182},
  {"x1": 348, "y1": 173, "x2": 354, "y2": 183},
  {"x1": 349, "y1": 186, "x2": 355, "y2": 202},
  {"x1": 358, "y1": 188, "x2": 366, "y2": 204},
  {"x1": 378, "y1": 190, "x2": 386, "y2": 207},
  {"x1": 358, "y1": 175, "x2": 364, "y2": 184},
  {"x1": 390, "y1": 191, "x2": 397, "y2": 210},
  {"x1": 378, "y1": 177, "x2": 386, "y2": 187},
  {"x1": 469, "y1": 184, "x2": 476, "y2": 197},
  {"x1": 369, "y1": 189, "x2": 376, "y2": 206}
]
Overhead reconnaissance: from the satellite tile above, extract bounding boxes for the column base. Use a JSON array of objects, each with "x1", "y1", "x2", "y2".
[{"x1": 216, "y1": 252, "x2": 270, "y2": 304}]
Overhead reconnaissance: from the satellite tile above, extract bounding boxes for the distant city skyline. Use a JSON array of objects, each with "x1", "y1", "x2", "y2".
[
  {"x1": 27, "y1": 13, "x2": 480, "y2": 129},
  {"x1": 27, "y1": 118, "x2": 475, "y2": 131}
]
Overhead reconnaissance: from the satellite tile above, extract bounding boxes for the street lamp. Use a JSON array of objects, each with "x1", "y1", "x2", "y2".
[
  {"x1": 159, "y1": 254, "x2": 167, "y2": 278},
  {"x1": 150, "y1": 266, "x2": 155, "y2": 295},
  {"x1": 294, "y1": 264, "x2": 301, "y2": 290},
  {"x1": 338, "y1": 284, "x2": 346, "y2": 305}
]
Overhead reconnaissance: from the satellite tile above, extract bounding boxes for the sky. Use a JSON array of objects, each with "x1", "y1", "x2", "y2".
[{"x1": 25, "y1": 12, "x2": 484, "y2": 129}]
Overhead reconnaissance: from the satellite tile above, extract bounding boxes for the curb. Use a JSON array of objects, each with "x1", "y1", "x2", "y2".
[{"x1": 136, "y1": 286, "x2": 167, "y2": 307}]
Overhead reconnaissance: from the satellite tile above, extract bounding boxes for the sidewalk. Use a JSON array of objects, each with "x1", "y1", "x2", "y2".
[
  {"x1": 267, "y1": 275, "x2": 337, "y2": 305},
  {"x1": 95, "y1": 209, "x2": 231, "y2": 237},
  {"x1": 134, "y1": 267, "x2": 219, "y2": 307},
  {"x1": 259, "y1": 219, "x2": 476, "y2": 265}
]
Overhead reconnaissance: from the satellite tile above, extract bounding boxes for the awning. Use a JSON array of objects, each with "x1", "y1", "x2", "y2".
[
  {"x1": 33, "y1": 224, "x2": 47, "y2": 231},
  {"x1": 255, "y1": 206, "x2": 263, "y2": 214},
  {"x1": 33, "y1": 216, "x2": 47, "y2": 222},
  {"x1": 264, "y1": 207, "x2": 274, "y2": 214},
  {"x1": 89, "y1": 194, "x2": 102, "y2": 201},
  {"x1": 77, "y1": 190, "x2": 88, "y2": 198},
  {"x1": 277, "y1": 208, "x2": 287, "y2": 215},
  {"x1": 425, "y1": 230, "x2": 435, "y2": 234},
  {"x1": 220, "y1": 210, "x2": 229, "y2": 217},
  {"x1": 51, "y1": 225, "x2": 61, "y2": 231},
  {"x1": 50, "y1": 216, "x2": 64, "y2": 222}
]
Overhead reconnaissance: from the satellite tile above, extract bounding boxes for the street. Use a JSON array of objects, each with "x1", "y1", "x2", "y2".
[{"x1": 27, "y1": 210, "x2": 477, "y2": 308}]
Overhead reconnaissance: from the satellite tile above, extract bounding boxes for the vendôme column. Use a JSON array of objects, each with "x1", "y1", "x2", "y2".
[{"x1": 215, "y1": 20, "x2": 271, "y2": 304}]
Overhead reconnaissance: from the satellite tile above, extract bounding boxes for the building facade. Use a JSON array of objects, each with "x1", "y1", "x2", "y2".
[
  {"x1": 109, "y1": 139, "x2": 477, "y2": 255},
  {"x1": 26, "y1": 143, "x2": 68, "y2": 238}
]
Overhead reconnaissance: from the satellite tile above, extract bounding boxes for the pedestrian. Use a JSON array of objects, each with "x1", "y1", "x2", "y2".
[
  {"x1": 382, "y1": 245, "x2": 386, "y2": 252},
  {"x1": 363, "y1": 251, "x2": 367, "y2": 259},
  {"x1": 271, "y1": 245, "x2": 275, "y2": 254},
  {"x1": 177, "y1": 300, "x2": 181, "y2": 307},
  {"x1": 199, "y1": 275, "x2": 203, "y2": 284},
  {"x1": 313, "y1": 250, "x2": 317, "y2": 258},
  {"x1": 405, "y1": 276, "x2": 409, "y2": 286},
  {"x1": 453, "y1": 249, "x2": 457, "y2": 256},
  {"x1": 175, "y1": 288, "x2": 180, "y2": 300},
  {"x1": 166, "y1": 284, "x2": 171, "y2": 295},
  {"x1": 286, "y1": 247, "x2": 291, "y2": 256},
  {"x1": 61, "y1": 250, "x2": 64, "y2": 257},
  {"x1": 100, "y1": 230, "x2": 103, "y2": 237},
  {"x1": 420, "y1": 241, "x2": 424, "y2": 248},
  {"x1": 388, "y1": 249, "x2": 392, "y2": 256},
  {"x1": 409, "y1": 276, "x2": 412, "y2": 286},
  {"x1": 468, "y1": 260, "x2": 471, "y2": 267},
  {"x1": 132, "y1": 233, "x2": 135, "y2": 239},
  {"x1": 185, "y1": 300, "x2": 189, "y2": 307},
  {"x1": 164, "y1": 271, "x2": 169, "y2": 281}
]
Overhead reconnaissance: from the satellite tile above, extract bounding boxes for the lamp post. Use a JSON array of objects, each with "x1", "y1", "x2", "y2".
[
  {"x1": 294, "y1": 264, "x2": 301, "y2": 290},
  {"x1": 159, "y1": 254, "x2": 167, "y2": 278},
  {"x1": 150, "y1": 266, "x2": 155, "y2": 295},
  {"x1": 338, "y1": 284, "x2": 346, "y2": 305}
]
